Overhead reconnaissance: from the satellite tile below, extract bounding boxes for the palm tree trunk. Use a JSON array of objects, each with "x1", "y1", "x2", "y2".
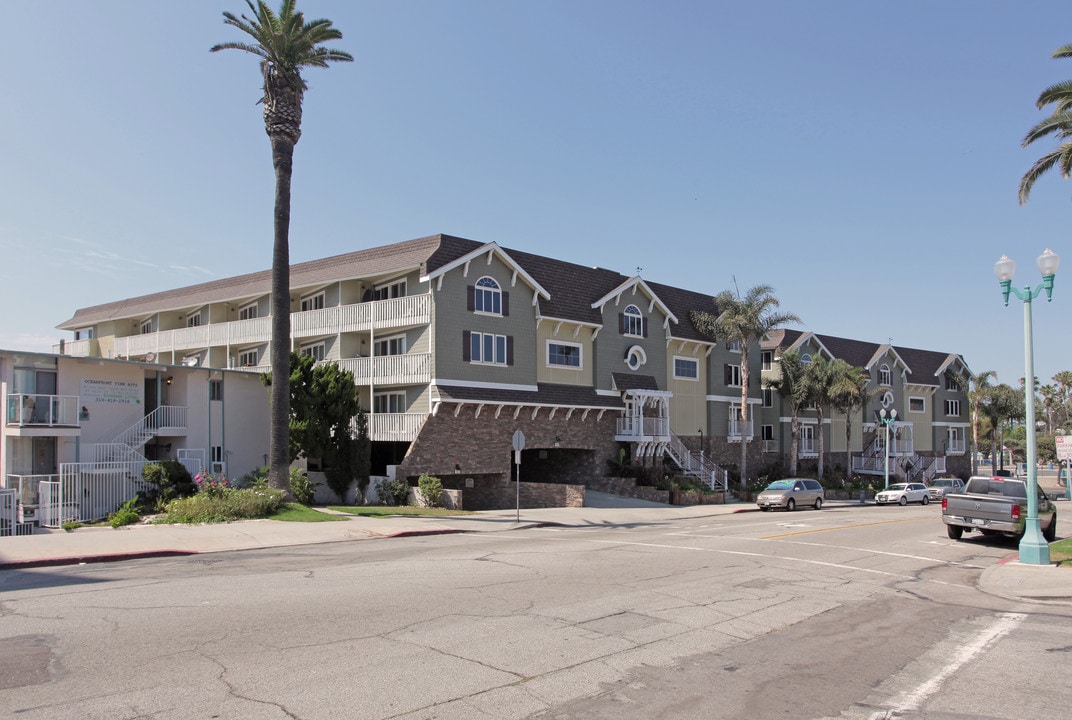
[
  {"x1": 845, "y1": 409, "x2": 853, "y2": 480},
  {"x1": 971, "y1": 406, "x2": 979, "y2": 476},
  {"x1": 817, "y1": 404, "x2": 825, "y2": 479},
  {"x1": 269, "y1": 133, "x2": 294, "y2": 495},
  {"x1": 790, "y1": 412, "x2": 799, "y2": 476}
]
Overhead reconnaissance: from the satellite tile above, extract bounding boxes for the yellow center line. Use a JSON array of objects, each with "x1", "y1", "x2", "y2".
[{"x1": 760, "y1": 516, "x2": 932, "y2": 539}]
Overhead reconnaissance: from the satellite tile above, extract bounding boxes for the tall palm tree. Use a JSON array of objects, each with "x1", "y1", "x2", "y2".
[
  {"x1": 1040, "y1": 383, "x2": 1060, "y2": 433},
  {"x1": 691, "y1": 285, "x2": 800, "y2": 489},
  {"x1": 965, "y1": 370, "x2": 997, "y2": 475},
  {"x1": 765, "y1": 349, "x2": 808, "y2": 476},
  {"x1": 1053, "y1": 370, "x2": 1072, "y2": 424},
  {"x1": 1020, "y1": 44, "x2": 1072, "y2": 204},
  {"x1": 212, "y1": 1, "x2": 352, "y2": 493},
  {"x1": 829, "y1": 363, "x2": 872, "y2": 481}
]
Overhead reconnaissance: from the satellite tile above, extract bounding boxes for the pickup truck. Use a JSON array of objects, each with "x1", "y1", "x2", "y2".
[{"x1": 941, "y1": 476, "x2": 1057, "y2": 541}]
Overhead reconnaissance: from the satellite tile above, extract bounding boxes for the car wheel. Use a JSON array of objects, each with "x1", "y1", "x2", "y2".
[
  {"x1": 947, "y1": 525, "x2": 963, "y2": 540},
  {"x1": 814, "y1": 497, "x2": 823, "y2": 510},
  {"x1": 921, "y1": 496, "x2": 929, "y2": 506},
  {"x1": 898, "y1": 496, "x2": 908, "y2": 506},
  {"x1": 759, "y1": 507, "x2": 769, "y2": 512},
  {"x1": 1044, "y1": 514, "x2": 1058, "y2": 542},
  {"x1": 786, "y1": 498, "x2": 796, "y2": 511}
]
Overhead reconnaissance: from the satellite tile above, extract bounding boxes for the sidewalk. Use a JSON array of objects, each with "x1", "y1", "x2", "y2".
[{"x1": 2, "y1": 495, "x2": 1069, "y2": 606}]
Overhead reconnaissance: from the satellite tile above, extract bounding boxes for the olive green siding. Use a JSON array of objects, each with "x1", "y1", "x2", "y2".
[
  {"x1": 592, "y1": 299, "x2": 667, "y2": 391},
  {"x1": 536, "y1": 322, "x2": 594, "y2": 386}
]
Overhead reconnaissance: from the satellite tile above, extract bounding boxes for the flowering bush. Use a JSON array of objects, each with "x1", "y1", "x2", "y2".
[{"x1": 195, "y1": 470, "x2": 231, "y2": 499}]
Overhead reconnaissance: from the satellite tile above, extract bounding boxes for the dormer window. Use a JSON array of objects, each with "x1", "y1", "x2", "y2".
[
  {"x1": 186, "y1": 311, "x2": 202, "y2": 328},
  {"x1": 727, "y1": 339, "x2": 742, "y2": 353},
  {"x1": 300, "y1": 292, "x2": 325, "y2": 312},
  {"x1": 801, "y1": 353, "x2": 813, "y2": 365},
  {"x1": 621, "y1": 305, "x2": 645, "y2": 337},
  {"x1": 879, "y1": 364, "x2": 892, "y2": 386},
  {"x1": 473, "y1": 276, "x2": 501, "y2": 315}
]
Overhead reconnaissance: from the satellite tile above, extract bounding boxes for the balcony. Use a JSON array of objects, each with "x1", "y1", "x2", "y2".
[
  {"x1": 616, "y1": 416, "x2": 670, "y2": 441},
  {"x1": 5, "y1": 394, "x2": 80, "y2": 429},
  {"x1": 53, "y1": 338, "x2": 98, "y2": 356},
  {"x1": 946, "y1": 440, "x2": 966, "y2": 455},
  {"x1": 728, "y1": 418, "x2": 754, "y2": 443},
  {"x1": 337, "y1": 353, "x2": 432, "y2": 386},
  {"x1": 106, "y1": 295, "x2": 432, "y2": 359},
  {"x1": 367, "y1": 413, "x2": 427, "y2": 442}
]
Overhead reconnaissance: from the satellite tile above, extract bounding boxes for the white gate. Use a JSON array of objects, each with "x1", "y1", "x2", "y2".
[
  {"x1": 0, "y1": 488, "x2": 15, "y2": 536},
  {"x1": 177, "y1": 449, "x2": 206, "y2": 478}
]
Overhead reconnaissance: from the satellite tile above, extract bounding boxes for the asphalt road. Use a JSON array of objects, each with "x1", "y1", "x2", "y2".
[{"x1": 2, "y1": 503, "x2": 1070, "y2": 720}]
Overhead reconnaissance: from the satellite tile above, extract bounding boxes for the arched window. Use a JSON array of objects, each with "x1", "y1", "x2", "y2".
[
  {"x1": 474, "y1": 276, "x2": 502, "y2": 315},
  {"x1": 879, "y1": 364, "x2": 892, "y2": 386},
  {"x1": 622, "y1": 305, "x2": 644, "y2": 336},
  {"x1": 801, "y1": 353, "x2": 813, "y2": 365}
]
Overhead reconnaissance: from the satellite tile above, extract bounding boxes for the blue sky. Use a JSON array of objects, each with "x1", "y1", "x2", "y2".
[{"x1": 3, "y1": 1, "x2": 1072, "y2": 390}]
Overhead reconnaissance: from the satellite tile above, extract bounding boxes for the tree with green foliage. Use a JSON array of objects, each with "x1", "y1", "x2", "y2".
[
  {"x1": 829, "y1": 363, "x2": 873, "y2": 481},
  {"x1": 212, "y1": 0, "x2": 352, "y2": 495},
  {"x1": 803, "y1": 357, "x2": 856, "y2": 480},
  {"x1": 982, "y1": 384, "x2": 1026, "y2": 472},
  {"x1": 691, "y1": 285, "x2": 800, "y2": 488},
  {"x1": 766, "y1": 350, "x2": 809, "y2": 477},
  {"x1": 965, "y1": 370, "x2": 997, "y2": 475},
  {"x1": 1020, "y1": 43, "x2": 1072, "y2": 204},
  {"x1": 282, "y1": 352, "x2": 362, "y2": 502}
]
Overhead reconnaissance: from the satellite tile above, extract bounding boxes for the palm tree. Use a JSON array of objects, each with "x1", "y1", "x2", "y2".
[
  {"x1": 1054, "y1": 370, "x2": 1072, "y2": 424},
  {"x1": 766, "y1": 349, "x2": 808, "y2": 476},
  {"x1": 1040, "y1": 383, "x2": 1060, "y2": 433},
  {"x1": 691, "y1": 285, "x2": 800, "y2": 489},
  {"x1": 212, "y1": 1, "x2": 352, "y2": 493},
  {"x1": 829, "y1": 363, "x2": 872, "y2": 481},
  {"x1": 1020, "y1": 44, "x2": 1072, "y2": 204},
  {"x1": 965, "y1": 370, "x2": 997, "y2": 475},
  {"x1": 803, "y1": 357, "x2": 854, "y2": 480}
]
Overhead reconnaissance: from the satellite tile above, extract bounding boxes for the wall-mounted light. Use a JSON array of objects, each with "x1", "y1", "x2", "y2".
[
  {"x1": 554, "y1": 436, "x2": 561, "y2": 448},
  {"x1": 166, "y1": 376, "x2": 173, "y2": 385}
]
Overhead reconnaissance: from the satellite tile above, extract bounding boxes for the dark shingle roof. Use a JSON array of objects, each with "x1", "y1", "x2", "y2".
[
  {"x1": 434, "y1": 382, "x2": 623, "y2": 409},
  {"x1": 611, "y1": 373, "x2": 661, "y2": 391}
]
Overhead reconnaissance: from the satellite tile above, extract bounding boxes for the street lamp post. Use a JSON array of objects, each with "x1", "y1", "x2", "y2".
[
  {"x1": 994, "y1": 248, "x2": 1059, "y2": 566},
  {"x1": 879, "y1": 408, "x2": 897, "y2": 489}
]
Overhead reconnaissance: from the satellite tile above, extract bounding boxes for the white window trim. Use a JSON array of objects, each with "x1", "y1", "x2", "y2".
[
  {"x1": 140, "y1": 319, "x2": 153, "y2": 335},
  {"x1": 727, "y1": 339, "x2": 742, "y2": 354},
  {"x1": 374, "y1": 391, "x2": 407, "y2": 414},
  {"x1": 623, "y1": 305, "x2": 643, "y2": 337},
  {"x1": 237, "y1": 350, "x2": 259, "y2": 367},
  {"x1": 762, "y1": 387, "x2": 774, "y2": 407},
  {"x1": 625, "y1": 345, "x2": 647, "y2": 370},
  {"x1": 300, "y1": 342, "x2": 326, "y2": 361},
  {"x1": 945, "y1": 399, "x2": 961, "y2": 417},
  {"x1": 373, "y1": 333, "x2": 407, "y2": 357},
  {"x1": 727, "y1": 364, "x2": 742, "y2": 388},
  {"x1": 471, "y1": 332, "x2": 507, "y2": 365},
  {"x1": 474, "y1": 276, "x2": 503, "y2": 316},
  {"x1": 908, "y1": 397, "x2": 926, "y2": 414},
  {"x1": 186, "y1": 310, "x2": 202, "y2": 328},
  {"x1": 238, "y1": 301, "x2": 259, "y2": 320},
  {"x1": 761, "y1": 351, "x2": 773, "y2": 371},
  {"x1": 547, "y1": 340, "x2": 583, "y2": 369},
  {"x1": 374, "y1": 278, "x2": 407, "y2": 300},
  {"x1": 879, "y1": 364, "x2": 892, "y2": 387},
  {"x1": 300, "y1": 291, "x2": 326, "y2": 312},
  {"x1": 672, "y1": 355, "x2": 699, "y2": 380}
]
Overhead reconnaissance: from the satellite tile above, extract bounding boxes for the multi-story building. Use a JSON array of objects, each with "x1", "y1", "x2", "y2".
[
  {"x1": 761, "y1": 330, "x2": 973, "y2": 482},
  {"x1": 52, "y1": 233, "x2": 971, "y2": 508},
  {"x1": 0, "y1": 349, "x2": 269, "y2": 534}
]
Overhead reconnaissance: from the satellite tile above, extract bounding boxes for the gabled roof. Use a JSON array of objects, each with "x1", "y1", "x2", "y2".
[
  {"x1": 590, "y1": 277, "x2": 678, "y2": 326},
  {"x1": 894, "y1": 346, "x2": 970, "y2": 387},
  {"x1": 422, "y1": 241, "x2": 550, "y2": 302}
]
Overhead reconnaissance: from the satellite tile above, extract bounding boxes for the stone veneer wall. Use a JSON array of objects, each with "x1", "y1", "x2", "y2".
[{"x1": 397, "y1": 405, "x2": 621, "y2": 491}]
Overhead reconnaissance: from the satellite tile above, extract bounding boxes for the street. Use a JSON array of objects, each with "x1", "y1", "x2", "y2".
[{"x1": 2, "y1": 502, "x2": 1070, "y2": 719}]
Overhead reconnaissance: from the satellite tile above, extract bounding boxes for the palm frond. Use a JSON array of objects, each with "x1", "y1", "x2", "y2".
[{"x1": 1019, "y1": 149, "x2": 1066, "y2": 204}]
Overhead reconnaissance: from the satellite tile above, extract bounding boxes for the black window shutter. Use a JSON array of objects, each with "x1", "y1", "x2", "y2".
[
  {"x1": 724, "y1": 364, "x2": 732, "y2": 385},
  {"x1": 467, "y1": 286, "x2": 475, "y2": 312},
  {"x1": 506, "y1": 336, "x2": 514, "y2": 365},
  {"x1": 502, "y1": 291, "x2": 510, "y2": 316},
  {"x1": 642, "y1": 317, "x2": 648, "y2": 338},
  {"x1": 463, "y1": 331, "x2": 471, "y2": 361},
  {"x1": 619, "y1": 313, "x2": 626, "y2": 333}
]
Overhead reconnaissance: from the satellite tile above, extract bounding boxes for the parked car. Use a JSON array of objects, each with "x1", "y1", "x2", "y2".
[
  {"x1": 942, "y1": 475, "x2": 1057, "y2": 541},
  {"x1": 927, "y1": 477, "x2": 965, "y2": 501},
  {"x1": 875, "y1": 482, "x2": 930, "y2": 506},
  {"x1": 756, "y1": 478, "x2": 824, "y2": 511}
]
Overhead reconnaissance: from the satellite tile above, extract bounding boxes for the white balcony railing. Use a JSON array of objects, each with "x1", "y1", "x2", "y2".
[
  {"x1": 336, "y1": 353, "x2": 432, "y2": 386},
  {"x1": 53, "y1": 338, "x2": 97, "y2": 357},
  {"x1": 366, "y1": 413, "x2": 427, "y2": 442},
  {"x1": 5, "y1": 394, "x2": 80, "y2": 426},
  {"x1": 947, "y1": 441, "x2": 966, "y2": 455},
  {"x1": 616, "y1": 416, "x2": 670, "y2": 439},
  {"x1": 728, "y1": 418, "x2": 754, "y2": 442},
  {"x1": 110, "y1": 295, "x2": 432, "y2": 359}
]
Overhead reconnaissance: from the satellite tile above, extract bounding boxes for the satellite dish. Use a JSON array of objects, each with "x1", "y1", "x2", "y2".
[
  {"x1": 144, "y1": 352, "x2": 157, "y2": 362},
  {"x1": 182, "y1": 356, "x2": 200, "y2": 367}
]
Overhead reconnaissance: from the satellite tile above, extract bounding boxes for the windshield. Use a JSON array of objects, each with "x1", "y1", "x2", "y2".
[
  {"x1": 764, "y1": 480, "x2": 795, "y2": 491},
  {"x1": 887, "y1": 484, "x2": 908, "y2": 491},
  {"x1": 933, "y1": 480, "x2": 952, "y2": 487}
]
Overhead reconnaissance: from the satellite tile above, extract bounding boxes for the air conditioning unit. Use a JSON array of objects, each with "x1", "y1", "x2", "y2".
[{"x1": 211, "y1": 462, "x2": 226, "y2": 475}]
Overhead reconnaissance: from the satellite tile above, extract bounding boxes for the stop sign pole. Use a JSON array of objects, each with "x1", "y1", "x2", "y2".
[
  {"x1": 1056, "y1": 435, "x2": 1072, "y2": 500},
  {"x1": 512, "y1": 430, "x2": 525, "y2": 522}
]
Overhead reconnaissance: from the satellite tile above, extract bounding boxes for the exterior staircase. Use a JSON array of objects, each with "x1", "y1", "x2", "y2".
[{"x1": 665, "y1": 432, "x2": 729, "y2": 491}]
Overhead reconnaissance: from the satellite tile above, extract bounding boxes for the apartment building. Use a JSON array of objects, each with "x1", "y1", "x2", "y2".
[
  {"x1": 53, "y1": 233, "x2": 971, "y2": 507},
  {"x1": 0, "y1": 349, "x2": 269, "y2": 533},
  {"x1": 761, "y1": 330, "x2": 973, "y2": 482}
]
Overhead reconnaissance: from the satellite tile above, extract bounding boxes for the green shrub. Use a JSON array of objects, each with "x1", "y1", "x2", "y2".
[
  {"x1": 159, "y1": 486, "x2": 286, "y2": 524},
  {"x1": 290, "y1": 468, "x2": 316, "y2": 506},
  {"x1": 142, "y1": 460, "x2": 197, "y2": 505},
  {"x1": 417, "y1": 473, "x2": 443, "y2": 508},
  {"x1": 375, "y1": 477, "x2": 410, "y2": 506},
  {"x1": 236, "y1": 466, "x2": 270, "y2": 488},
  {"x1": 61, "y1": 521, "x2": 83, "y2": 532},
  {"x1": 108, "y1": 497, "x2": 141, "y2": 528}
]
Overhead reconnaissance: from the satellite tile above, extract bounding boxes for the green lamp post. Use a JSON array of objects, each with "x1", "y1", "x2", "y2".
[{"x1": 994, "y1": 248, "x2": 1059, "y2": 566}]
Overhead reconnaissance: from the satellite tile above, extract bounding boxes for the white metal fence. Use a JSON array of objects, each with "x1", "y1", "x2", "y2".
[
  {"x1": 0, "y1": 489, "x2": 15, "y2": 537},
  {"x1": 37, "y1": 462, "x2": 149, "y2": 528}
]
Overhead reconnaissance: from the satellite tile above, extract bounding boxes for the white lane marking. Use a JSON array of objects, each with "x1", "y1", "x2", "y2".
[{"x1": 868, "y1": 612, "x2": 1026, "y2": 719}]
